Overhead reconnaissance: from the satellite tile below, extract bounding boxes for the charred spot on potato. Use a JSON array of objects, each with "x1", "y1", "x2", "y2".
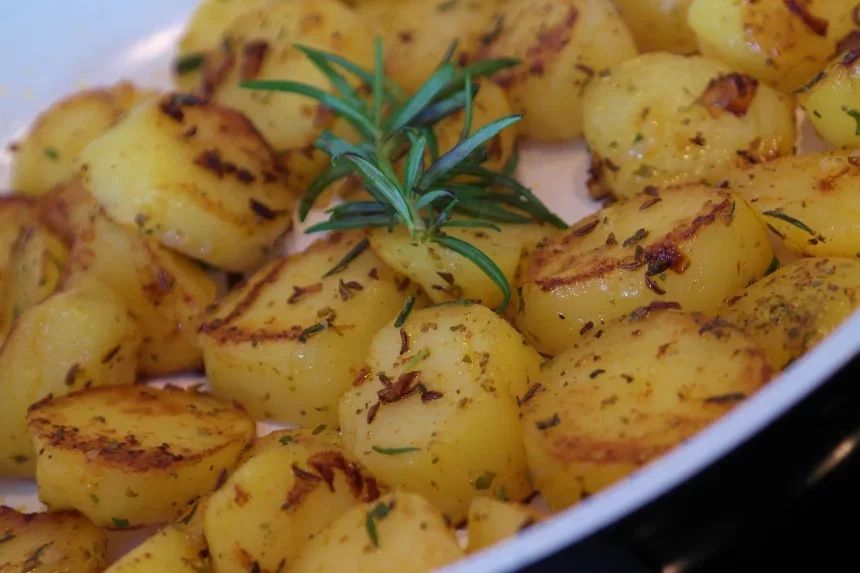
[
  {"x1": 700, "y1": 73, "x2": 759, "y2": 119},
  {"x1": 782, "y1": 0, "x2": 828, "y2": 37},
  {"x1": 200, "y1": 49, "x2": 236, "y2": 98},
  {"x1": 239, "y1": 40, "x2": 269, "y2": 82}
]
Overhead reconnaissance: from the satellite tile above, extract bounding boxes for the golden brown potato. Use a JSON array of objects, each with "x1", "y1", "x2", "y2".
[
  {"x1": 0, "y1": 282, "x2": 140, "y2": 477},
  {"x1": 479, "y1": 0, "x2": 638, "y2": 141},
  {"x1": 466, "y1": 497, "x2": 548, "y2": 554},
  {"x1": 26, "y1": 385, "x2": 256, "y2": 528},
  {"x1": 289, "y1": 492, "x2": 464, "y2": 573},
  {"x1": 582, "y1": 53, "x2": 796, "y2": 200},
  {"x1": 688, "y1": 0, "x2": 858, "y2": 93},
  {"x1": 35, "y1": 179, "x2": 100, "y2": 247},
  {"x1": 521, "y1": 305, "x2": 772, "y2": 509},
  {"x1": 797, "y1": 47, "x2": 860, "y2": 148},
  {"x1": 0, "y1": 506, "x2": 106, "y2": 573},
  {"x1": 340, "y1": 304, "x2": 540, "y2": 523},
  {"x1": 63, "y1": 212, "x2": 218, "y2": 376},
  {"x1": 11, "y1": 82, "x2": 152, "y2": 197},
  {"x1": 720, "y1": 258, "x2": 860, "y2": 370},
  {"x1": 105, "y1": 524, "x2": 208, "y2": 573},
  {"x1": 612, "y1": 0, "x2": 697, "y2": 54},
  {"x1": 0, "y1": 197, "x2": 38, "y2": 264},
  {"x1": 200, "y1": 231, "x2": 421, "y2": 426},
  {"x1": 205, "y1": 429, "x2": 381, "y2": 573},
  {"x1": 77, "y1": 93, "x2": 294, "y2": 272},
  {"x1": 725, "y1": 150, "x2": 860, "y2": 258},
  {"x1": 516, "y1": 185, "x2": 774, "y2": 356}
]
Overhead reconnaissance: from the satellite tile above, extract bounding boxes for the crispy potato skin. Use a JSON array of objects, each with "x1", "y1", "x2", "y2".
[
  {"x1": 583, "y1": 53, "x2": 796, "y2": 200},
  {"x1": 200, "y1": 231, "x2": 419, "y2": 427},
  {"x1": 339, "y1": 304, "x2": 540, "y2": 523},
  {"x1": 26, "y1": 385, "x2": 255, "y2": 527},
  {"x1": 77, "y1": 93, "x2": 294, "y2": 272},
  {"x1": 0, "y1": 283, "x2": 140, "y2": 477},
  {"x1": 612, "y1": 0, "x2": 697, "y2": 54},
  {"x1": 289, "y1": 492, "x2": 464, "y2": 573},
  {"x1": 35, "y1": 179, "x2": 100, "y2": 247},
  {"x1": 720, "y1": 258, "x2": 860, "y2": 370},
  {"x1": 516, "y1": 185, "x2": 774, "y2": 356},
  {"x1": 688, "y1": 0, "x2": 858, "y2": 93},
  {"x1": 63, "y1": 213, "x2": 217, "y2": 376},
  {"x1": 726, "y1": 150, "x2": 860, "y2": 258},
  {"x1": 478, "y1": 0, "x2": 638, "y2": 141},
  {"x1": 0, "y1": 506, "x2": 107, "y2": 573},
  {"x1": 466, "y1": 497, "x2": 548, "y2": 554},
  {"x1": 798, "y1": 50, "x2": 860, "y2": 148},
  {"x1": 205, "y1": 430, "x2": 380, "y2": 573},
  {"x1": 521, "y1": 307, "x2": 772, "y2": 509},
  {"x1": 11, "y1": 82, "x2": 153, "y2": 197}
]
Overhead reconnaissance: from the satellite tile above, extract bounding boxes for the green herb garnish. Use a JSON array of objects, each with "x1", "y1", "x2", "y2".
[
  {"x1": 322, "y1": 238, "x2": 369, "y2": 278},
  {"x1": 372, "y1": 445, "x2": 421, "y2": 455},
  {"x1": 311, "y1": 424, "x2": 327, "y2": 435},
  {"x1": 846, "y1": 108, "x2": 860, "y2": 135},
  {"x1": 762, "y1": 210, "x2": 815, "y2": 235},
  {"x1": 279, "y1": 435, "x2": 294, "y2": 445},
  {"x1": 43, "y1": 147, "x2": 59, "y2": 161},
  {"x1": 111, "y1": 517, "x2": 130, "y2": 529},
  {"x1": 174, "y1": 52, "x2": 205, "y2": 75},
  {"x1": 365, "y1": 502, "x2": 393, "y2": 547},
  {"x1": 765, "y1": 255, "x2": 780, "y2": 276},
  {"x1": 241, "y1": 39, "x2": 565, "y2": 312},
  {"x1": 474, "y1": 471, "x2": 496, "y2": 490},
  {"x1": 394, "y1": 295, "x2": 416, "y2": 328}
]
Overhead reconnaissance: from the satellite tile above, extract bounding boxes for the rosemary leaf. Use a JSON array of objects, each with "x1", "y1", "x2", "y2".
[
  {"x1": 762, "y1": 210, "x2": 815, "y2": 235},
  {"x1": 300, "y1": 160, "x2": 356, "y2": 221},
  {"x1": 394, "y1": 295, "x2": 417, "y2": 328},
  {"x1": 372, "y1": 445, "x2": 420, "y2": 455},
  {"x1": 385, "y1": 63, "x2": 456, "y2": 134},
  {"x1": 322, "y1": 238, "x2": 370, "y2": 278},
  {"x1": 432, "y1": 234, "x2": 510, "y2": 311}
]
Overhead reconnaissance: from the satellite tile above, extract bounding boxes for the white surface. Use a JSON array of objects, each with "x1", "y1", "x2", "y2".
[{"x1": 0, "y1": 2, "x2": 857, "y2": 572}]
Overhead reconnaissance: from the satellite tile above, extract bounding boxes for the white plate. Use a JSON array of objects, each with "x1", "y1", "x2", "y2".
[{"x1": 1, "y1": 2, "x2": 858, "y2": 571}]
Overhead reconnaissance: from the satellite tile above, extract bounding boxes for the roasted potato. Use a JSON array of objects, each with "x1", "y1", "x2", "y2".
[
  {"x1": 521, "y1": 305, "x2": 772, "y2": 509},
  {"x1": 0, "y1": 197, "x2": 38, "y2": 264},
  {"x1": 478, "y1": 0, "x2": 638, "y2": 141},
  {"x1": 0, "y1": 506, "x2": 106, "y2": 573},
  {"x1": 725, "y1": 150, "x2": 860, "y2": 258},
  {"x1": 0, "y1": 282, "x2": 140, "y2": 477},
  {"x1": 205, "y1": 429, "x2": 380, "y2": 573},
  {"x1": 11, "y1": 82, "x2": 152, "y2": 197},
  {"x1": 353, "y1": 0, "x2": 506, "y2": 94},
  {"x1": 339, "y1": 304, "x2": 540, "y2": 522},
  {"x1": 797, "y1": 47, "x2": 860, "y2": 148},
  {"x1": 612, "y1": 0, "x2": 697, "y2": 54},
  {"x1": 0, "y1": 223, "x2": 68, "y2": 342},
  {"x1": 35, "y1": 179, "x2": 100, "y2": 247},
  {"x1": 26, "y1": 385, "x2": 256, "y2": 527},
  {"x1": 62, "y1": 212, "x2": 218, "y2": 376},
  {"x1": 688, "y1": 0, "x2": 858, "y2": 93},
  {"x1": 720, "y1": 258, "x2": 860, "y2": 370},
  {"x1": 289, "y1": 492, "x2": 464, "y2": 573},
  {"x1": 105, "y1": 524, "x2": 208, "y2": 573},
  {"x1": 516, "y1": 185, "x2": 774, "y2": 356},
  {"x1": 466, "y1": 497, "x2": 547, "y2": 554},
  {"x1": 77, "y1": 93, "x2": 294, "y2": 272},
  {"x1": 201, "y1": 231, "x2": 421, "y2": 426},
  {"x1": 582, "y1": 53, "x2": 796, "y2": 200}
]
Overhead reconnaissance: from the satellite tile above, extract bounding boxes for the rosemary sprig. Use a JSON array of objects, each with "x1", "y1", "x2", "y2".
[{"x1": 242, "y1": 39, "x2": 566, "y2": 311}]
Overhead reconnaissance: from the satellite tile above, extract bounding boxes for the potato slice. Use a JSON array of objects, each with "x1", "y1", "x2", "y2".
[
  {"x1": 612, "y1": 0, "x2": 697, "y2": 54},
  {"x1": 466, "y1": 497, "x2": 548, "y2": 554},
  {"x1": 11, "y1": 82, "x2": 152, "y2": 197},
  {"x1": 200, "y1": 231, "x2": 420, "y2": 426},
  {"x1": 479, "y1": 0, "x2": 638, "y2": 141},
  {"x1": 720, "y1": 258, "x2": 860, "y2": 370},
  {"x1": 582, "y1": 53, "x2": 796, "y2": 200},
  {"x1": 205, "y1": 429, "x2": 380, "y2": 573},
  {"x1": 77, "y1": 93, "x2": 294, "y2": 272},
  {"x1": 35, "y1": 179, "x2": 100, "y2": 247},
  {"x1": 797, "y1": 47, "x2": 860, "y2": 148},
  {"x1": 516, "y1": 185, "x2": 774, "y2": 356},
  {"x1": 726, "y1": 150, "x2": 860, "y2": 258},
  {"x1": 289, "y1": 492, "x2": 464, "y2": 573},
  {"x1": 63, "y1": 212, "x2": 217, "y2": 376},
  {"x1": 26, "y1": 385, "x2": 256, "y2": 527},
  {"x1": 0, "y1": 506, "x2": 106, "y2": 573},
  {"x1": 340, "y1": 304, "x2": 540, "y2": 523},
  {"x1": 521, "y1": 305, "x2": 772, "y2": 509},
  {"x1": 688, "y1": 0, "x2": 857, "y2": 93},
  {"x1": 0, "y1": 282, "x2": 140, "y2": 477}
]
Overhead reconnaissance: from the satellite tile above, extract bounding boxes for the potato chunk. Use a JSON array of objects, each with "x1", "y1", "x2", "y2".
[
  {"x1": 205, "y1": 429, "x2": 380, "y2": 573},
  {"x1": 466, "y1": 497, "x2": 547, "y2": 554},
  {"x1": 688, "y1": 0, "x2": 857, "y2": 93},
  {"x1": 797, "y1": 47, "x2": 860, "y2": 148},
  {"x1": 521, "y1": 306, "x2": 772, "y2": 509},
  {"x1": 516, "y1": 185, "x2": 774, "y2": 356},
  {"x1": 63, "y1": 213, "x2": 217, "y2": 376},
  {"x1": 720, "y1": 258, "x2": 860, "y2": 370},
  {"x1": 340, "y1": 304, "x2": 540, "y2": 522},
  {"x1": 0, "y1": 506, "x2": 106, "y2": 573},
  {"x1": 726, "y1": 150, "x2": 860, "y2": 258},
  {"x1": 612, "y1": 0, "x2": 697, "y2": 54},
  {"x1": 582, "y1": 53, "x2": 796, "y2": 200},
  {"x1": 26, "y1": 385, "x2": 255, "y2": 527},
  {"x1": 11, "y1": 81, "x2": 152, "y2": 197},
  {"x1": 478, "y1": 0, "x2": 638, "y2": 141},
  {"x1": 200, "y1": 231, "x2": 419, "y2": 426},
  {"x1": 0, "y1": 282, "x2": 140, "y2": 477},
  {"x1": 289, "y1": 493, "x2": 464, "y2": 573},
  {"x1": 77, "y1": 93, "x2": 294, "y2": 272}
]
